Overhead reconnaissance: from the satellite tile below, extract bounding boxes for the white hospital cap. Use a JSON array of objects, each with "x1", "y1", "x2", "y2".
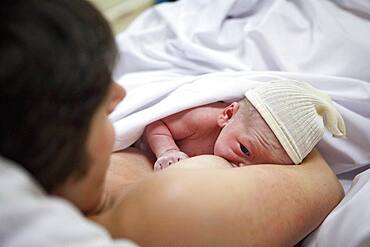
[{"x1": 245, "y1": 80, "x2": 346, "y2": 164}]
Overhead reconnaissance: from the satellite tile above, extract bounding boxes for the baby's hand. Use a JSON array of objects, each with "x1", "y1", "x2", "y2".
[{"x1": 154, "y1": 150, "x2": 189, "y2": 171}]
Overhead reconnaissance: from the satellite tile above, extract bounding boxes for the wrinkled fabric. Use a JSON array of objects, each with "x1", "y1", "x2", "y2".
[{"x1": 114, "y1": 0, "x2": 370, "y2": 80}]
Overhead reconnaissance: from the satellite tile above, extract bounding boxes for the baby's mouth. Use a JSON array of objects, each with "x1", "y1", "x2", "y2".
[{"x1": 230, "y1": 162, "x2": 238, "y2": 167}]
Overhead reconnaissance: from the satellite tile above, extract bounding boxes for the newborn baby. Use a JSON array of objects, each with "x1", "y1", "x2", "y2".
[
  {"x1": 144, "y1": 80, "x2": 346, "y2": 170},
  {"x1": 145, "y1": 100, "x2": 290, "y2": 169}
]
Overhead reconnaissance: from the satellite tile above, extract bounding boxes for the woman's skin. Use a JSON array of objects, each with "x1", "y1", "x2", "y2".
[
  {"x1": 92, "y1": 148, "x2": 344, "y2": 247},
  {"x1": 60, "y1": 81, "x2": 343, "y2": 246}
]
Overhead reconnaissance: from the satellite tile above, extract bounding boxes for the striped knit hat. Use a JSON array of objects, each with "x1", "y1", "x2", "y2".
[{"x1": 245, "y1": 80, "x2": 346, "y2": 164}]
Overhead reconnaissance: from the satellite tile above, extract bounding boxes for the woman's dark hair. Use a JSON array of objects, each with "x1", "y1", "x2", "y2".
[{"x1": 0, "y1": 0, "x2": 118, "y2": 192}]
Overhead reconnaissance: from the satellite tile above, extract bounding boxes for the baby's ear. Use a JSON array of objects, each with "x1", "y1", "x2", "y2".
[{"x1": 217, "y1": 102, "x2": 240, "y2": 127}]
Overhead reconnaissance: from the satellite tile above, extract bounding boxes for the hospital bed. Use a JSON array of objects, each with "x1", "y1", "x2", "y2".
[{"x1": 111, "y1": 0, "x2": 370, "y2": 245}]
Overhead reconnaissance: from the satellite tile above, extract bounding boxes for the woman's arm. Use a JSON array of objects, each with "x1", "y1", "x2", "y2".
[{"x1": 93, "y1": 149, "x2": 343, "y2": 246}]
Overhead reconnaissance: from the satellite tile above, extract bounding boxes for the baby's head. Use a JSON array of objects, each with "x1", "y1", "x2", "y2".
[
  {"x1": 244, "y1": 80, "x2": 346, "y2": 164},
  {"x1": 214, "y1": 99, "x2": 292, "y2": 166},
  {"x1": 214, "y1": 80, "x2": 346, "y2": 166}
]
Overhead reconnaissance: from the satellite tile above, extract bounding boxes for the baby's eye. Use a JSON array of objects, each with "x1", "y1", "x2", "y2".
[{"x1": 240, "y1": 144, "x2": 250, "y2": 156}]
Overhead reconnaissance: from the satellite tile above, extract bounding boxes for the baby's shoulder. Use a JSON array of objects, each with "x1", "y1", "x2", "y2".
[
  {"x1": 162, "y1": 106, "x2": 214, "y2": 136},
  {"x1": 163, "y1": 105, "x2": 209, "y2": 123}
]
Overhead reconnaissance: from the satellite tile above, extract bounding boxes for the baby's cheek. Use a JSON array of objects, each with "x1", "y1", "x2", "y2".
[
  {"x1": 267, "y1": 152, "x2": 280, "y2": 163},
  {"x1": 213, "y1": 146, "x2": 222, "y2": 158},
  {"x1": 214, "y1": 146, "x2": 239, "y2": 165},
  {"x1": 213, "y1": 141, "x2": 229, "y2": 159}
]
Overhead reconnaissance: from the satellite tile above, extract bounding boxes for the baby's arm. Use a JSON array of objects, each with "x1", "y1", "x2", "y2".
[
  {"x1": 145, "y1": 120, "x2": 178, "y2": 156},
  {"x1": 145, "y1": 120, "x2": 188, "y2": 170}
]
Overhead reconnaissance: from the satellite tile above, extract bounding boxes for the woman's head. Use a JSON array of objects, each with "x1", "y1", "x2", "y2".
[
  {"x1": 214, "y1": 99, "x2": 292, "y2": 166},
  {"x1": 0, "y1": 0, "x2": 119, "y2": 204},
  {"x1": 53, "y1": 82, "x2": 124, "y2": 213}
]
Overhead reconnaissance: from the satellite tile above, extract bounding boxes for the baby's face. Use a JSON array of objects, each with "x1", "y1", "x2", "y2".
[{"x1": 213, "y1": 110, "x2": 292, "y2": 166}]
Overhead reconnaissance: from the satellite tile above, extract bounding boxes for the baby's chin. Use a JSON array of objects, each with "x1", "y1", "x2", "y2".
[
  {"x1": 230, "y1": 162, "x2": 239, "y2": 167},
  {"x1": 230, "y1": 162, "x2": 250, "y2": 167}
]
